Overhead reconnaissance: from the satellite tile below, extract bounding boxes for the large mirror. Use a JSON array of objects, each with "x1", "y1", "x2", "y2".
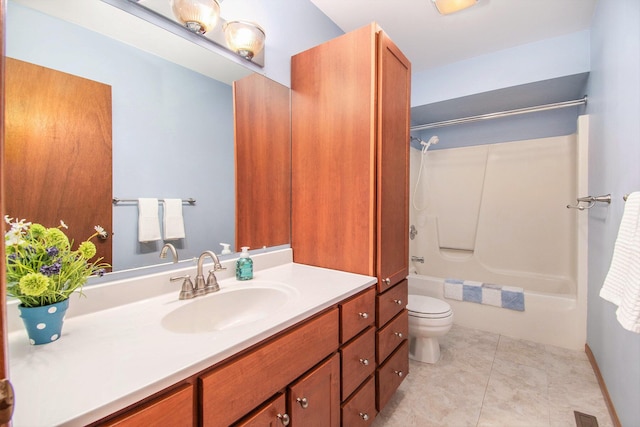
[{"x1": 5, "y1": 0, "x2": 291, "y2": 273}]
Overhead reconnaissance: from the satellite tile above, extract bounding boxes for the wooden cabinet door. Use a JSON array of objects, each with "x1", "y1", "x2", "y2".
[
  {"x1": 5, "y1": 58, "x2": 113, "y2": 266},
  {"x1": 235, "y1": 393, "x2": 288, "y2": 427},
  {"x1": 234, "y1": 73, "x2": 291, "y2": 251},
  {"x1": 288, "y1": 353, "x2": 340, "y2": 427},
  {"x1": 375, "y1": 30, "x2": 411, "y2": 287}
]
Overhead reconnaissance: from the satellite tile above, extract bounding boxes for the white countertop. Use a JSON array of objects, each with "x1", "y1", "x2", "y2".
[{"x1": 8, "y1": 251, "x2": 376, "y2": 426}]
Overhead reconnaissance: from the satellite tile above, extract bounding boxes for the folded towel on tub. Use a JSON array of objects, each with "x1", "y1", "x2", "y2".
[{"x1": 443, "y1": 278, "x2": 525, "y2": 311}]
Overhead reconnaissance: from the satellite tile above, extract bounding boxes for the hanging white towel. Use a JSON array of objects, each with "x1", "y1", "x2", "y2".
[
  {"x1": 600, "y1": 191, "x2": 640, "y2": 333},
  {"x1": 138, "y1": 198, "x2": 162, "y2": 242},
  {"x1": 163, "y1": 199, "x2": 186, "y2": 240}
]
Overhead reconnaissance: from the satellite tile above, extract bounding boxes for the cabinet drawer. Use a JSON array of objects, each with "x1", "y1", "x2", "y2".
[
  {"x1": 376, "y1": 340, "x2": 408, "y2": 412},
  {"x1": 200, "y1": 308, "x2": 339, "y2": 426},
  {"x1": 102, "y1": 384, "x2": 194, "y2": 427},
  {"x1": 340, "y1": 287, "x2": 376, "y2": 344},
  {"x1": 376, "y1": 279, "x2": 407, "y2": 327},
  {"x1": 341, "y1": 376, "x2": 376, "y2": 427},
  {"x1": 340, "y1": 327, "x2": 376, "y2": 401},
  {"x1": 234, "y1": 393, "x2": 287, "y2": 427},
  {"x1": 376, "y1": 310, "x2": 408, "y2": 365}
]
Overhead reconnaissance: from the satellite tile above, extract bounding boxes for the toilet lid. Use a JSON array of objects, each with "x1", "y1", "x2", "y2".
[{"x1": 407, "y1": 295, "x2": 452, "y2": 317}]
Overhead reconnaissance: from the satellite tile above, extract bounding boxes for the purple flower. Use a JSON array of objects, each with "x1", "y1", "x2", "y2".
[
  {"x1": 46, "y1": 246, "x2": 59, "y2": 257},
  {"x1": 40, "y1": 261, "x2": 62, "y2": 276},
  {"x1": 7, "y1": 253, "x2": 17, "y2": 264},
  {"x1": 96, "y1": 268, "x2": 106, "y2": 277}
]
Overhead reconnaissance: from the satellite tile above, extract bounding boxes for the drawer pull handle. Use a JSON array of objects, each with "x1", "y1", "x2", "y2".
[
  {"x1": 359, "y1": 412, "x2": 369, "y2": 421},
  {"x1": 394, "y1": 332, "x2": 403, "y2": 338},
  {"x1": 296, "y1": 397, "x2": 309, "y2": 409},
  {"x1": 358, "y1": 312, "x2": 369, "y2": 319},
  {"x1": 393, "y1": 299, "x2": 403, "y2": 305},
  {"x1": 359, "y1": 358, "x2": 369, "y2": 366},
  {"x1": 277, "y1": 413, "x2": 290, "y2": 426},
  {"x1": 383, "y1": 278, "x2": 391, "y2": 286},
  {"x1": 394, "y1": 370, "x2": 404, "y2": 377}
]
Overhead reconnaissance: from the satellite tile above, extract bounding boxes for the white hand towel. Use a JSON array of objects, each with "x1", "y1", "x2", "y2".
[
  {"x1": 600, "y1": 191, "x2": 640, "y2": 333},
  {"x1": 138, "y1": 198, "x2": 161, "y2": 242},
  {"x1": 163, "y1": 198, "x2": 186, "y2": 241}
]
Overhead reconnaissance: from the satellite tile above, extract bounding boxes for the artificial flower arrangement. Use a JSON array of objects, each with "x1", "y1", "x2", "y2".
[{"x1": 4, "y1": 216, "x2": 111, "y2": 308}]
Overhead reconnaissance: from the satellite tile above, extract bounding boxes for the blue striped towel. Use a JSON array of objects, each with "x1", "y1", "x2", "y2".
[{"x1": 444, "y1": 278, "x2": 525, "y2": 311}]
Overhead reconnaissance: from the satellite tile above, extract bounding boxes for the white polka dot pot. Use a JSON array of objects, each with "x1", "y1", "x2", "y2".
[{"x1": 17, "y1": 299, "x2": 70, "y2": 345}]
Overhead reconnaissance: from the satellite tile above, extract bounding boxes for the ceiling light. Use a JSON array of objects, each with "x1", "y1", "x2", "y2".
[
  {"x1": 432, "y1": 0, "x2": 478, "y2": 15},
  {"x1": 223, "y1": 21, "x2": 266, "y2": 60},
  {"x1": 170, "y1": 0, "x2": 220, "y2": 34}
]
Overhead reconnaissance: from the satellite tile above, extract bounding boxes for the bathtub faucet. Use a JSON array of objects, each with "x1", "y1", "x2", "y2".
[{"x1": 411, "y1": 256, "x2": 425, "y2": 264}]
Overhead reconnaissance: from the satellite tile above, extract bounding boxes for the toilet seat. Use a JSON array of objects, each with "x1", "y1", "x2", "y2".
[{"x1": 408, "y1": 295, "x2": 453, "y2": 319}]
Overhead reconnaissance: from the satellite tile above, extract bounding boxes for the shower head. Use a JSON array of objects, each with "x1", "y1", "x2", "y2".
[
  {"x1": 419, "y1": 135, "x2": 439, "y2": 152},
  {"x1": 423, "y1": 136, "x2": 439, "y2": 147}
]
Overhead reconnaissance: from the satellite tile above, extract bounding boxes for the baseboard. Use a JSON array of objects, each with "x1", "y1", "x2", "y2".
[{"x1": 585, "y1": 344, "x2": 622, "y2": 427}]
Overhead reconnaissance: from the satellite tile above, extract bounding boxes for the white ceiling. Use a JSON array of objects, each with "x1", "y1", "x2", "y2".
[{"x1": 309, "y1": 0, "x2": 598, "y2": 73}]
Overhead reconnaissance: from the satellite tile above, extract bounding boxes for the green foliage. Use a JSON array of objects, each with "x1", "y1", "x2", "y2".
[{"x1": 4, "y1": 217, "x2": 111, "y2": 307}]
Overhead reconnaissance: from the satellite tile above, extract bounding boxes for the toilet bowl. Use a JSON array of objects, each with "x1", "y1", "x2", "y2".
[{"x1": 407, "y1": 294, "x2": 453, "y2": 364}]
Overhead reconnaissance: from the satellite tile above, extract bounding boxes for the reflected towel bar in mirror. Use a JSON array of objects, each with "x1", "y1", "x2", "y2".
[{"x1": 112, "y1": 198, "x2": 196, "y2": 205}]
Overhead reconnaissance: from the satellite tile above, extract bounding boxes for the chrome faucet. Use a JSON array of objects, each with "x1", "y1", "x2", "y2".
[
  {"x1": 194, "y1": 250, "x2": 226, "y2": 296},
  {"x1": 159, "y1": 243, "x2": 179, "y2": 263}
]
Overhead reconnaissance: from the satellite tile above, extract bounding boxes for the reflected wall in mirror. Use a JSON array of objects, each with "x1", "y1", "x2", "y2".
[{"x1": 5, "y1": 1, "x2": 291, "y2": 273}]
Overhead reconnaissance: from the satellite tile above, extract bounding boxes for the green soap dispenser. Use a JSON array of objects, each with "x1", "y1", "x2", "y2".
[{"x1": 236, "y1": 246, "x2": 253, "y2": 280}]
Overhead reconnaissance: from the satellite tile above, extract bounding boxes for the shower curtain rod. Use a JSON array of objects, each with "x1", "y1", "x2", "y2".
[{"x1": 410, "y1": 96, "x2": 587, "y2": 131}]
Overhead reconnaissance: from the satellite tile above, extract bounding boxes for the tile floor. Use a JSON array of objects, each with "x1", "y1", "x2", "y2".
[{"x1": 372, "y1": 325, "x2": 613, "y2": 427}]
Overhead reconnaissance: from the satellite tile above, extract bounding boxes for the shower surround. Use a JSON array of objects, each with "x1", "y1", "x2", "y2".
[{"x1": 408, "y1": 117, "x2": 589, "y2": 349}]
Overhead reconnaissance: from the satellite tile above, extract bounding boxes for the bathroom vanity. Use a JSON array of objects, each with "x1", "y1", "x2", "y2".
[{"x1": 6, "y1": 249, "x2": 406, "y2": 426}]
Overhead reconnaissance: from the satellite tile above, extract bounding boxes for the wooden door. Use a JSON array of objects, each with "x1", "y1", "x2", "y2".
[
  {"x1": 4, "y1": 58, "x2": 112, "y2": 266},
  {"x1": 375, "y1": 30, "x2": 411, "y2": 288},
  {"x1": 0, "y1": 1, "x2": 13, "y2": 425}
]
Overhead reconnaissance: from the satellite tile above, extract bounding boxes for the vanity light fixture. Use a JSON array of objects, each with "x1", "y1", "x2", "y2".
[
  {"x1": 223, "y1": 21, "x2": 266, "y2": 60},
  {"x1": 431, "y1": 0, "x2": 478, "y2": 15},
  {"x1": 170, "y1": 0, "x2": 220, "y2": 34}
]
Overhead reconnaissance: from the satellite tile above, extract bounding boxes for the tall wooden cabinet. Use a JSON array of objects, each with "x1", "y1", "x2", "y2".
[{"x1": 291, "y1": 22, "x2": 411, "y2": 417}]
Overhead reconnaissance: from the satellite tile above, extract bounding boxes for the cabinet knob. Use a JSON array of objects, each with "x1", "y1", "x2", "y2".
[
  {"x1": 296, "y1": 397, "x2": 309, "y2": 409},
  {"x1": 359, "y1": 412, "x2": 369, "y2": 421},
  {"x1": 277, "y1": 413, "x2": 290, "y2": 426},
  {"x1": 393, "y1": 299, "x2": 403, "y2": 305},
  {"x1": 394, "y1": 332, "x2": 403, "y2": 338},
  {"x1": 383, "y1": 278, "x2": 391, "y2": 286},
  {"x1": 359, "y1": 358, "x2": 369, "y2": 366},
  {"x1": 394, "y1": 370, "x2": 404, "y2": 377},
  {"x1": 358, "y1": 312, "x2": 369, "y2": 319}
]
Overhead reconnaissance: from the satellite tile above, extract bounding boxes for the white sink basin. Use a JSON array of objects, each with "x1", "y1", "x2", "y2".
[{"x1": 161, "y1": 282, "x2": 298, "y2": 333}]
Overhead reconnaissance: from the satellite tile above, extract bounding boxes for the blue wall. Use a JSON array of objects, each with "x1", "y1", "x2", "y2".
[{"x1": 587, "y1": 0, "x2": 640, "y2": 425}]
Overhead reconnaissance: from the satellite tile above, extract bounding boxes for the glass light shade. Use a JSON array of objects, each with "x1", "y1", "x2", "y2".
[
  {"x1": 432, "y1": 0, "x2": 478, "y2": 15},
  {"x1": 170, "y1": 0, "x2": 220, "y2": 34},
  {"x1": 223, "y1": 21, "x2": 266, "y2": 60}
]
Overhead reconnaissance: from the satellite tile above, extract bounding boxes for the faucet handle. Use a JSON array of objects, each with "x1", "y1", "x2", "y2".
[
  {"x1": 204, "y1": 270, "x2": 221, "y2": 294},
  {"x1": 214, "y1": 263, "x2": 226, "y2": 272},
  {"x1": 171, "y1": 274, "x2": 195, "y2": 300}
]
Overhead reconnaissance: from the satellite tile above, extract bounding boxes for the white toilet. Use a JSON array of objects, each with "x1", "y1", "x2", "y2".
[{"x1": 407, "y1": 294, "x2": 454, "y2": 364}]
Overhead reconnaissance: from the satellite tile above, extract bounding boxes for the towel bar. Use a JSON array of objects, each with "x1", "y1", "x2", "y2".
[
  {"x1": 112, "y1": 197, "x2": 196, "y2": 205},
  {"x1": 566, "y1": 194, "x2": 611, "y2": 210}
]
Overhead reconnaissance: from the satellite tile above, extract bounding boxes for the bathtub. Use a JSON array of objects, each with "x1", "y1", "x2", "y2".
[
  {"x1": 408, "y1": 122, "x2": 590, "y2": 351},
  {"x1": 407, "y1": 273, "x2": 586, "y2": 350}
]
